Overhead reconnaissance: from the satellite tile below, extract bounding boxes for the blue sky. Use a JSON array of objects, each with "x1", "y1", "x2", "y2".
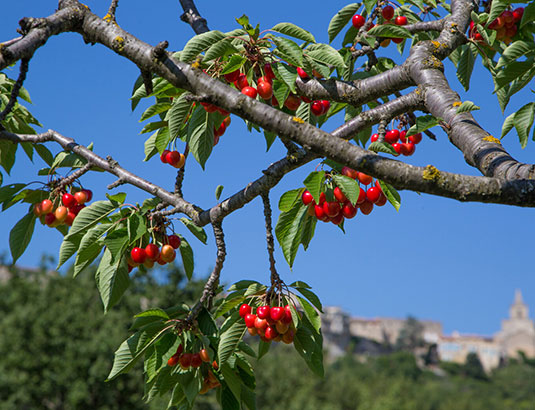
[{"x1": 0, "y1": 1, "x2": 533, "y2": 337}]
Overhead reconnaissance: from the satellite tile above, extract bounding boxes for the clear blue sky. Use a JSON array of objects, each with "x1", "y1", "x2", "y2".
[{"x1": 0, "y1": 1, "x2": 533, "y2": 337}]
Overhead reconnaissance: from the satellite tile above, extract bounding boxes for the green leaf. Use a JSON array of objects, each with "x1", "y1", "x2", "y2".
[
  {"x1": 306, "y1": 43, "x2": 347, "y2": 70},
  {"x1": 135, "y1": 308, "x2": 170, "y2": 320},
  {"x1": 278, "y1": 188, "x2": 304, "y2": 212},
  {"x1": 496, "y1": 41, "x2": 535, "y2": 68},
  {"x1": 203, "y1": 38, "x2": 239, "y2": 62},
  {"x1": 456, "y1": 44, "x2": 476, "y2": 91},
  {"x1": 406, "y1": 115, "x2": 440, "y2": 137},
  {"x1": 96, "y1": 248, "x2": 130, "y2": 312},
  {"x1": 297, "y1": 296, "x2": 321, "y2": 332},
  {"x1": 9, "y1": 212, "x2": 35, "y2": 263},
  {"x1": 273, "y1": 63, "x2": 298, "y2": 94},
  {"x1": 456, "y1": 101, "x2": 481, "y2": 114},
  {"x1": 501, "y1": 112, "x2": 515, "y2": 139},
  {"x1": 34, "y1": 144, "x2": 54, "y2": 166},
  {"x1": 257, "y1": 339, "x2": 271, "y2": 360},
  {"x1": 57, "y1": 234, "x2": 83, "y2": 269},
  {"x1": 178, "y1": 235, "x2": 194, "y2": 280},
  {"x1": 218, "y1": 314, "x2": 246, "y2": 365},
  {"x1": 180, "y1": 217, "x2": 207, "y2": 244},
  {"x1": 67, "y1": 200, "x2": 118, "y2": 238},
  {"x1": 167, "y1": 93, "x2": 193, "y2": 140},
  {"x1": 514, "y1": 102, "x2": 535, "y2": 148},
  {"x1": 180, "y1": 30, "x2": 226, "y2": 62},
  {"x1": 221, "y1": 55, "x2": 247, "y2": 75},
  {"x1": 486, "y1": 0, "x2": 508, "y2": 28},
  {"x1": 378, "y1": 180, "x2": 401, "y2": 211},
  {"x1": 140, "y1": 102, "x2": 171, "y2": 122},
  {"x1": 143, "y1": 131, "x2": 158, "y2": 162},
  {"x1": 271, "y1": 79, "x2": 289, "y2": 109},
  {"x1": 271, "y1": 22, "x2": 316, "y2": 43},
  {"x1": 275, "y1": 203, "x2": 309, "y2": 268},
  {"x1": 303, "y1": 171, "x2": 325, "y2": 204},
  {"x1": 495, "y1": 60, "x2": 534, "y2": 91},
  {"x1": 271, "y1": 36, "x2": 303, "y2": 67},
  {"x1": 0, "y1": 140, "x2": 17, "y2": 174},
  {"x1": 215, "y1": 185, "x2": 224, "y2": 200},
  {"x1": 520, "y1": 1, "x2": 535, "y2": 29},
  {"x1": 221, "y1": 363, "x2": 242, "y2": 402},
  {"x1": 127, "y1": 213, "x2": 147, "y2": 243},
  {"x1": 186, "y1": 106, "x2": 214, "y2": 169},
  {"x1": 327, "y1": 3, "x2": 361, "y2": 43},
  {"x1": 294, "y1": 286, "x2": 323, "y2": 313},
  {"x1": 74, "y1": 223, "x2": 110, "y2": 277},
  {"x1": 364, "y1": 0, "x2": 377, "y2": 16},
  {"x1": 0, "y1": 183, "x2": 27, "y2": 204},
  {"x1": 103, "y1": 228, "x2": 129, "y2": 263},
  {"x1": 368, "y1": 141, "x2": 398, "y2": 156},
  {"x1": 331, "y1": 174, "x2": 360, "y2": 205},
  {"x1": 367, "y1": 24, "x2": 413, "y2": 39}
]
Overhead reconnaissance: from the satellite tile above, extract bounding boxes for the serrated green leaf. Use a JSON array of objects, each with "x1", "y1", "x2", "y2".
[
  {"x1": 167, "y1": 93, "x2": 193, "y2": 141},
  {"x1": 135, "y1": 308, "x2": 170, "y2": 319},
  {"x1": 221, "y1": 363, "x2": 242, "y2": 402},
  {"x1": 297, "y1": 296, "x2": 321, "y2": 332},
  {"x1": 66, "y1": 200, "x2": 118, "y2": 238},
  {"x1": 0, "y1": 140, "x2": 17, "y2": 174},
  {"x1": 279, "y1": 188, "x2": 305, "y2": 212},
  {"x1": 221, "y1": 55, "x2": 247, "y2": 75},
  {"x1": 378, "y1": 180, "x2": 401, "y2": 211},
  {"x1": 272, "y1": 22, "x2": 316, "y2": 43},
  {"x1": 186, "y1": 106, "x2": 214, "y2": 169},
  {"x1": 271, "y1": 79, "x2": 289, "y2": 109},
  {"x1": 34, "y1": 144, "x2": 54, "y2": 166},
  {"x1": 331, "y1": 174, "x2": 360, "y2": 205},
  {"x1": 74, "y1": 224, "x2": 110, "y2": 277},
  {"x1": 306, "y1": 43, "x2": 347, "y2": 70},
  {"x1": 303, "y1": 171, "x2": 325, "y2": 204},
  {"x1": 103, "y1": 228, "x2": 129, "y2": 263},
  {"x1": 218, "y1": 314, "x2": 246, "y2": 365},
  {"x1": 271, "y1": 36, "x2": 303, "y2": 67},
  {"x1": 364, "y1": 0, "x2": 377, "y2": 15},
  {"x1": 180, "y1": 217, "x2": 207, "y2": 244},
  {"x1": 501, "y1": 112, "x2": 515, "y2": 139},
  {"x1": 257, "y1": 339, "x2": 271, "y2": 360},
  {"x1": 514, "y1": 102, "x2": 535, "y2": 148},
  {"x1": 143, "y1": 131, "x2": 158, "y2": 162},
  {"x1": 327, "y1": 3, "x2": 361, "y2": 43},
  {"x1": 367, "y1": 24, "x2": 412, "y2": 39},
  {"x1": 294, "y1": 287, "x2": 323, "y2": 313},
  {"x1": 275, "y1": 203, "x2": 309, "y2": 268},
  {"x1": 273, "y1": 63, "x2": 298, "y2": 94},
  {"x1": 486, "y1": 0, "x2": 508, "y2": 28},
  {"x1": 203, "y1": 38, "x2": 239, "y2": 61},
  {"x1": 178, "y1": 235, "x2": 194, "y2": 280},
  {"x1": 406, "y1": 115, "x2": 440, "y2": 137},
  {"x1": 96, "y1": 248, "x2": 130, "y2": 312},
  {"x1": 456, "y1": 101, "x2": 481, "y2": 114},
  {"x1": 456, "y1": 44, "x2": 476, "y2": 91},
  {"x1": 140, "y1": 102, "x2": 171, "y2": 122},
  {"x1": 368, "y1": 141, "x2": 398, "y2": 155},
  {"x1": 520, "y1": 1, "x2": 535, "y2": 29},
  {"x1": 9, "y1": 212, "x2": 35, "y2": 263},
  {"x1": 57, "y1": 234, "x2": 83, "y2": 269},
  {"x1": 496, "y1": 41, "x2": 535, "y2": 68},
  {"x1": 495, "y1": 59, "x2": 534, "y2": 91},
  {"x1": 180, "y1": 30, "x2": 226, "y2": 62}
]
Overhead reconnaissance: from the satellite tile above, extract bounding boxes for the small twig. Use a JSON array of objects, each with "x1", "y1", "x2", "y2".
[
  {"x1": 178, "y1": 0, "x2": 210, "y2": 35},
  {"x1": 105, "y1": 0, "x2": 120, "y2": 22},
  {"x1": 261, "y1": 192, "x2": 282, "y2": 303},
  {"x1": 174, "y1": 145, "x2": 188, "y2": 196},
  {"x1": 107, "y1": 178, "x2": 126, "y2": 190},
  {"x1": 0, "y1": 58, "x2": 29, "y2": 124},
  {"x1": 152, "y1": 40, "x2": 169, "y2": 60},
  {"x1": 0, "y1": 37, "x2": 23, "y2": 48},
  {"x1": 140, "y1": 69, "x2": 153, "y2": 95}
]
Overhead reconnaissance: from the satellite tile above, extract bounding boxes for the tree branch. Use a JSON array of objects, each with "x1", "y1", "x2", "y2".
[
  {"x1": 178, "y1": 0, "x2": 209, "y2": 35},
  {"x1": 0, "y1": 58, "x2": 29, "y2": 123}
]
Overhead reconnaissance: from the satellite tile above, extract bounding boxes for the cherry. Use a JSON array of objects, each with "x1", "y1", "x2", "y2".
[
  {"x1": 357, "y1": 187, "x2": 366, "y2": 204},
  {"x1": 323, "y1": 201, "x2": 341, "y2": 218},
  {"x1": 257, "y1": 305, "x2": 271, "y2": 319},
  {"x1": 275, "y1": 321, "x2": 289, "y2": 334},
  {"x1": 392, "y1": 37, "x2": 404, "y2": 44},
  {"x1": 352, "y1": 14, "x2": 365, "y2": 29},
  {"x1": 179, "y1": 353, "x2": 192, "y2": 369},
  {"x1": 214, "y1": 122, "x2": 226, "y2": 138},
  {"x1": 145, "y1": 243, "x2": 160, "y2": 261},
  {"x1": 502, "y1": 10, "x2": 514, "y2": 24},
  {"x1": 506, "y1": 25, "x2": 517, "y2": 37},
  {"x1": 241, "y1": 86, "x2": 257, "y2": 99},
  {"x1": 401, "y1": 142, "x2": 416, "y2": 156},
  {"x1": 144, "y1": 259, "x2": 155, "y2": 269},
  {"x1": 201, "y1": 102, "x2": 218, "y2": 113},
  {"x1": 70, "y1": 204, "x2": 85, "y2": 215},
  {"x1": 41, "y1": 199, "x2": 53, "y2": 215},
  {"x1": 176, "y1": 344, "x2": 184, "y2": 357},
  {"x1": 270, "y1": 306, "x2": 285, "y2": 321},
  {"x1": 283, "y1": 305, "x2": 293, "y2": 324},
  {"x1": 131, "y1": 247, "x2": 146, "y2": 264},
  {"x1": 82, "y1": 189, "x2": 93, "y2": 202},
  {"x1": 311, "y1": 101, "x2": 324, "y2": 116},
  {"x1": 342, "y1": 201, "x2": 357, "y2": 219},
  {"x1": 223, "y1": 116, "x2": 231, "y2": 127},
  {"x1": 160, "y1": 149, "x2": 170, "y2": 163},
  {"x1": 384, "y1": 129, "x2": 399, "y2": 144},
  {"x1": 395, "y1": 15, "x2": 407, "y2": 26},
  {"x1": 409, "y1": 132, "x2": 422, "y2": 144},
  {"x1": 64, "y1": 211, "x2": 76, "y2": 226},
  {"x1": 302, "y1": 190, "x2": 314, "y2": 206},
  {"x1": 360, "y1": 200, "x2": 374, "y2": 215},
  {"x1": 399, "y1": 130, "x2": 407, "y2": 142},
  {"x1": 224, "y1": 69, "x2": 240, "y2": 83},
  {"x1": 320, "y1": 100, "x2": 330, "y2": 113},
  {"x1": 366, "y1": 187, "x2": 381, "y2": 203},
  {"x1": 371, "y1": 133, "x2": 379, "y2": 142},
  {"x1": 160, "y1": 244, "x2": 176, "y2": 263},
  {"x1": 200, "y1": 349, "x2": 210, "y2": 363},
  {"x1": 391, "y1": 143, "x2": 402, "y2": 155},
  {"x1": 191, "y1": 353, "x2": 202, "y2": 368},
  {"x1": 284, "y1": 94, "x2": 301, "y2": 111},
  {"x1": 282, "y1": 329, "x2": 295, "y2": 344},
  {"x1": 297, "y1": 67, "x2": 309, "y2": 79},
  {"x1": 513, "y1": 7, "x2": 524, "y2": 23},
  {"x1": 45, "y1": 213, "x2": 56, "y2": 226},
  {"x1": 165, "y1": 151, "x2": 180, "y2": 167},
  {"x1": 244, "y1": 313, "x2": 257, "y2": 328},
  {"x1": 382, "y1": 5, "x2": 395, "y2": 20},
  {"x1": 334, "y1": 187, "x2": 347, "y2": 203},
  {"x1": 168, "y1": 234, "x2": 181, "y2": 249},
  {"x1": 235, "y1": 74, "x2": 249, "y2": 90},
  {"x1": 357, "y1": 172, "x2": 373, "y2": 185},
  {"x1": 314, "y1": 204, "x2": 326, "y2": 220},
  {"x1": 254, "y1": 317, "x2": 268, "y2": 331},
  {"x1": 75, "y1": 191, "x2": 89, "y2": 205},
  {"x1": 264, "y1": 64, "x2": 276, "y2": 81},
  {"x1": 62, "y1": 193, "x2": 77, "y2": 208},
  {"x1": 55, "y1": 206, "x2": 68, "y2": 223},
  {"x1": 331, "y1": 213, "x2": 344, "y2": 225},
  {"x1": 265, "y1": 325, "x2": 279, "y2": 340},
  {"x1": 380, "y1": 38, "x2": 391, "y2": 47},
  {"x1": 257, "y1": 81, "x2": 273, "y2": 100},
  {"x1": 33, "y1": 203, "x2": 43, "y2": 217},
  {"x1": 341, "y1": 166, "x2": 359, "y2": 179},
  {"x1": 271, "y1": 95, "x2": 279, "y2": 107},
  {"x1": 489, "y1": 17, "x2": 504, "y2": 30},
  {"x1": 167, "y1": 354, "x2": 180, "y2": 367},
  {"x1": 376, "y1": 193, "x2": 387, "y2": 206},
  {"x1": 239, "y1": 303, "x2": 252, "y2": 318},
  {"x1": 319, "y1": 192, "x2": 326, "y2": 204}
]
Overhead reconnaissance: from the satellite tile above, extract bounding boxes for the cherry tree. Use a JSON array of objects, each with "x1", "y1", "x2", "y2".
[{"x1": 0, "y1": 0, "x2": 534, "y2": 408}]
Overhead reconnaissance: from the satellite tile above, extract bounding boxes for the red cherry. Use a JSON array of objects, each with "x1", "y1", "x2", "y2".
[
  {"x1": 214, "y1": 122, "x2": 226, "y2": 138},
  {"x1": 371, "y1": 133, "x2": 379, "y2": 142},
  {"x1": 81, "y1": 189, "x2": 93, "y2": 202},
  {"x1": 241, "y1": 86, "x2": 257, "y2": 99},
  {"x1": 179, "y1": 353, "x2": 192, "y2": 369},
  {"x1": 357, "y1": 172, "x2": 373, "y2": 185},
  {"x1": 408, "y1": 132, "x2": 422, "y2": 144},
  {"x1": 376, "y1": 193, "x2": 387, "y2": 206},
  {"x1": 505, "y1": 25, "x2": 517, "y2": 37},
  {"x1": 352, "y1": 14, "x2": 365, "y2": 29},
  {"x1": 168, "y1": 234, "x2": 181, "y2": 249},
  {"x1": 257, "y1": 81, "x2": 273, "y2": 100},
  {"x1": 176, "y1": 344, "x2": 184, "y2": 356},
  {"x1": 270, "y1": 307, "x2": 285, "y2": 321},
  {"x1": 64, "y1": 211, "x2": 76, "y2": 226},
  {"x1": 201, "y1": 102, "x2": 218, "y2": 113},
  {"x1": 257, "y1": 305, "x2": 271, "y2": 320},
  {"x1": 283, "y1": 305, "x2": 293, "y2": 324},
  {"x1": 200, "y1": 349, "x2": 210, "y2": 362},
  {"x1": 70, "y1": 204, "x2": 85, "y2": 215},
  {"x1": 62, "y1": 193, "x2": 77, "y2": 208},
  {"x1": 384, "y1": 129, "x2": 399, "y2": 144},
  {"x1": 331, "y1": 213, "x2": 344, "y2": 225},
  {"x1": 167, "y1": 354, "x2": 180, "y2": 367},
  {"x1": 131, "y1": 247, "x2": 147, "y2": 264},
  {"x1": 160, "y1": 149, "x2": 170, "y2": 163},
  {"x1": 342, "y1": 202, "x2": 357, "y2": 219},
  {"x1": 166, "y1": 151, "x2": 180, "y2": 166},
  {"x1": 258, "y1": 76, "x2": 272, "y2": 85},
  {"x1": 265, "y1": 325, "x2": 279, "y2": 340},
  {"x1": 55, "y1": 206, "x2": 68, "y2": 223},
  {"x1": 254, "y1": 317, "x2": 268, "y2": 331},
  {"x1": 319, "y1": 192, "x2": 326, "y2": 204},
  {"x1": 392, "y1": 37, "x2": 403, "y2": 44},
  {"x1": 513, "y1": 7, "x2": 524, "y2": 23},
  {"x1": 239, "y1": 303, "x2": 252, "y2": 318},
  {"x1": 360, "y1": 200, "x2": 374, "y2": 215},
  {"x1": 391, "y1": 143, "x2": 402, "y2": 155},
  {"x1": 284, "y1": 94, "x2": 301, "y2": 111},
  {"x1": 401, "y1": 142, "x2": 416, "y2": 156},
  {"x1": 357, "y1": 187, "x2": 366, "y2": 204},
  {"x1": 320, "y1": 100, "x2": 330, "y2": 113},
  {"x1": 374, "y1": 179, "x2": 383, "y2": 191},
  {"x1": 302, "y1": 190, "x2": 314, "y2": 206},
  {"x1": 314, "y1": 204, "x2": 326, "y2": 220},
  {"x1": 297, "y1": 67, "x2": 309, "y2": 79},
  {"x1": 145, "y1": 244, "x2": 160, "y2": 261},
  {"x1": 224, "y1": 69, "x2": 240, "y2": 83},
  {"x1": 311, "y1": 101, "x2": 324, "y2": 116},
  {"x1": 382, "y1": 5, "x2": 395, "y2": 20},
  {"x1": 366, "y1": 187, "x2": 381, "y2": 203},
  {"x1": 191, "y1": 353, "x2": 202, "y2": 368},
  {"x1": 160, "y1": 244, "x2": 176, "y2": 263},
  {"x1": 341, "y1": 166, "x2": 359, "y2": 179},
  {"x1": 244, "y1": 313, "x2": 257, "y2": 328},
  {"x1": 74, "y1": 191, "x2": 88, "y2": 205},
  {"x1": 323, "y1": 201, "x2": 341, "y2": 218},
  {"x1": 276, "y1": 321, "x2": 290, "y2": 335},
  {"x1": 39, "y1": 199, "x2": 52, "y2": 214},
  {"x1": 264, "y1": 64, "x2": 276, "y2": 81},
  {"x1": 45, "y1": 213, "x2": 56, "y2": 226},
  {"x1": 333, "y1": 187, "x2": 347, "y2": 203},
  {"x1": 399, "y1": 130, "x2": 407, "y2": 142},
  {"x1": 502, "y1": 10, "x2": 514, "y2": 24},
  {"x1": 235, "y1": 74, "x2": 249, "y2": 90},
  {"x1": 395, "y1": 16, "x2": 407, "y2": 26}
]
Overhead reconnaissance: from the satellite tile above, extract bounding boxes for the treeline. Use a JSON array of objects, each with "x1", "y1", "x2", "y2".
[{"x1": 0, "y1": 262, "x2": 533, "y2": 410}]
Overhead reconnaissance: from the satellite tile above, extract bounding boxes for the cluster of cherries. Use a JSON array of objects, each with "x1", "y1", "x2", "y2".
[
  {"x1": 302, "y1": 167, "x2": 388, "y2": 223},
  {"x1": 33, "y1": 188, "x2": 93, "y2": 227},
  {"x1": 167, "y1": 344, "x2": 220, "y2": 393},
  {"x1": 352, "y1": 5, "x2": 409, "y2": 46},
  {"x1": 127, "y1": 234, "x2": 181, "y2": 272},
  {"x1": 160, "y1": 149, "x2": 185, "y2": 168},
  {"x1": 199, "y1": 102, "x2": 232, "y2": 145},
  {"x1": 371, "y1": 129, "x2": 422, "y2": 156},
  {"x1": 239, "y1": 302, "x2": 295, "y2": 344},
  {"x1": 470, "y1": 7, "x2": 524, "y2": 44}
]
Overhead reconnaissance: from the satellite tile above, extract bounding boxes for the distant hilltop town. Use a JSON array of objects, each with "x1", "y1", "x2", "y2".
[{"x1": 321, "y1": 290, "x2": 535, "y2": 371}]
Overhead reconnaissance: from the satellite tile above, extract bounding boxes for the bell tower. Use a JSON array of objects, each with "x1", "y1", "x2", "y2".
[{"x1": 510, "y1": 289, "x2": 529, "y2": 320}]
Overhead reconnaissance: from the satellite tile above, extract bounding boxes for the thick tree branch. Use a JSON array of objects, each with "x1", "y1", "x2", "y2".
[{"x1": 178, "y1": 0, "x2": 209, "y2": 35}]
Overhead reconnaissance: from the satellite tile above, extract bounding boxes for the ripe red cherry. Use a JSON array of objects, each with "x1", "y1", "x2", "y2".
[
  {"x1": 321, "y1": 100, "x2": 330, "y2": 113},
  {"x1": 302, "y1": 190, "x2": 314, "y2": 205},
  {"x1": 45, "y1": 213, "x2": 56, "y2": 226},
  {"x1": 179, "y1": 353, "x2": 192, "y2": 369},
  {"x1": 341, "y1": 166, "x2": 359, "y2": 179},
  {"x1": 284, "y1": 94, "x2": 301, "y2": 111},
  {"x1": 81, "y1": 189, "x2": 93, "y2": 202},
  {"x1": 265, "y1": 325, "x2": 279, "y2": 340},
  {"x1": 166, "y1": 151, "x2": 181, "y2": 167},
  {"x1": 331, "y1": 213, "x2": 343, "y2": 225},
  {"x1": 167, "y1": 354, "x2": 179, "y2": 367},
  {"x1": 357, "y1": 172, "x2": 373, "y2": 185},
  {"x1": 391, "y1": 143, "x2": 402, "y2": 155},
  {"x1": 352, "y1": 14, "x2": 365, "y2": 29},
  {"x1": 399, "y1": 130, "x2": 407, "y2": 142},
  {"x1": 74, "y1": 191, "x2": 88, "y2": 205},
  {"x1": 64, "y1": 211, "x2": 76, "y2": 226},
  {"x1": 283, "y1": 305, "x2": 293, "y2": 324},
  {"x1": 323, "y1": 201, "x2": 341, "y2": 218},
  {"x1": 371, "y1": 133, "x2": 379, "y2": 142},
  {"x1": 382, "y1": 5, "x2": 395, "y2": 20},
  {"x1": 314, "y1": 204, "x2": 326, "y2": 220},
  {"x1": 401, "y1": 142, "x2": 416, "y2": 156},
  {"x1": 257, "y1": 81, "x2": 273, "y2": 100},
  {"x1": 62, "y1": 193, "x2": 77, "y2": 208},
  {"x1": 376, "y1": 193, "x2": 387, "y2": 206},
  {"x1": 145, "y1": 244, "x2": 160, "y2": 261},
  {"x1": 270, "y1": 307, "x2": 285, "y2": 321},
  {"x1": 55, "y1": 206, "x2": 68, "y2": 223},
  {"x1": 241, "y1": 86, "x2": 257, "y2": 99},
  {"x1": 357, "y1": 187, "x2": 366, "y2": 204},
  {"x1": 333, "y1": 187, "x2": 347, "y2": 203},
  {"x1": 39, "y1": 199, "x2": 52, "y2": 215},
  {"x1": 70, "y1": 204, "x2": 85, "y2": 215},
  {"x1": 224, "y1": 69, "x2": 240, "y2": 83},
  {"x1": 375, "y1": 179, "x2": 383, "y2": 191},
  {"x1": 360, "y1": 200, "x2": 374, "y2": 215},
  {"x1": 395, "y1": 15, "x2": 407, "y2": 26},
  {"x1": 366, "y1": 187, "x2": 381, "y2": 203},
  {"x1": 254, "y1": 317, "x2": 268, "y2": 331},
  {"x1": 384, "y1": 129, "x2": 400, "y2": 144},
  {"x1": 160, "y1": 244, "x2": 176, "y2": 263},
  {"x1": 131, "y1": 247, "x2": 147, "y2": 264},
  {"x1": 502, "y1": 10, "x2": 514, "y2": 24},
  {"x1": 244, "y1": 313, "x2": 257, "y2": 328},
  {"x1": 235, "y1": 74, "x2": 249, "y2": 90},
  {"x1": 239, "y1": 303, "x2": 252, "y2": 318},
  {"x1": 409, "y1": 132, "x2": 422, "y2": 144},
  {"x1": 311, "y1": 101, "x2": 324, "y2": 116},
  {"x1": 297, "y1": 67, "x2": 309, "y2": 79},
  {"x1": 276, "y1": 321, "x2": 290, "y2": 335},
  {"x1": 319, "y1": 192, "x2": 326, "y2": 204},
  {"x1": 168, "y1": 234, "x2": 181, "y2": 249},
  {"x1": 392, "y1": 37, "x2": 403, "y2": 44},
  {"x1": 264, "y1": 64, "x2": 275, "y2": 81},
  {"x1": 257, "y1": 305, "x2": 271, "y2": 320},
  {"x1": 191, "y1": 353, "x2": 202, "y2": 368},
  {"x1": 201, "y1": 102, "x2": 218, "y2": 113},
  {"x1": 160, "y1": 149, "x2": 170, "y2": 163},
  {"x1": 513, "y1": 7, "x2": 524, "y2": 23},
  {"x1": 342, "y1": 202, "x2": 357, "y2": 219},
  {"x1": 199, "y1": 349, "x2": 210, "y2": 362}
]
